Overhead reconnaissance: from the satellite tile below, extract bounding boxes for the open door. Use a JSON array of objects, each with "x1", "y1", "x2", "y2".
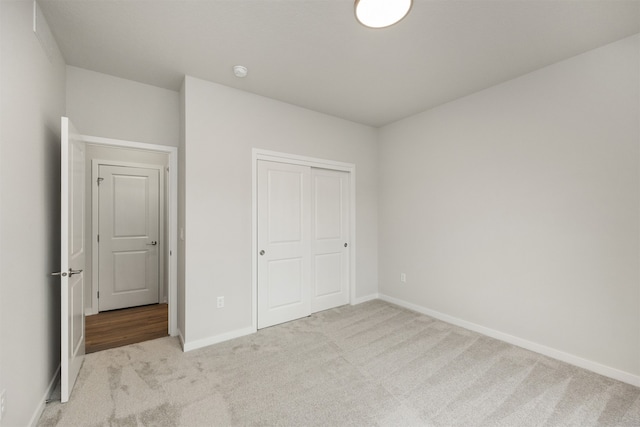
[{"x1": 56, "y1": 117, "x2": 86, "y2": 402}]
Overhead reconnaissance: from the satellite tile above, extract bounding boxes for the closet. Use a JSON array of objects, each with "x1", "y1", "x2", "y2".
[{"x1": 257, "y1": 160, "x2": 350, "y2": 328}]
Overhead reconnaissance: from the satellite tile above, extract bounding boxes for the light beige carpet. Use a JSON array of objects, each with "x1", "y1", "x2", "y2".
[{"x1": 39, "y1": 300, "x2": 640, "y2": 426}]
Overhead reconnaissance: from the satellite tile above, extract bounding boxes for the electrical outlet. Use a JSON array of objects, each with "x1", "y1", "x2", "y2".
[
  {"x1": 217, "y1": 296, "x2": 224, "y2": 308},
  {"x1": 1, "y1": 389, "x2": 6, "y2": 421},
  {"x1": 400, "y1": 273, "x2": 406, "y2": 283}
]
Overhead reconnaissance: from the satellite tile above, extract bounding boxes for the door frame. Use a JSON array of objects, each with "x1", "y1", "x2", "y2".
[
  {"x1": 252, "y1": 149, "x2": 356, "y2": 331},
  {"x1": 81, "y1": 134, "x2": 178, "y2": 336},
  {"x1": 92, "y1": 160, "x2": 166, "y2": 313}
]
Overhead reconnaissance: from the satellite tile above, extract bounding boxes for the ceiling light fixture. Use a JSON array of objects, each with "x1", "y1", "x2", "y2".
[
  {"x1": 233, "y1": 65, "x2": 248, "y2": 78},
  {"x1": 355, "y1": 0, "x2": 412, "y2": 29}
]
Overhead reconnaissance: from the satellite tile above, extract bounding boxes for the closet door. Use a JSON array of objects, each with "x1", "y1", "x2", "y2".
[
  {"x1": 257, "y1": 161, "x2": 311, "y2": 329},
  {"x1": 311, "y1": 168, "x2": 350, "y2": 312}
]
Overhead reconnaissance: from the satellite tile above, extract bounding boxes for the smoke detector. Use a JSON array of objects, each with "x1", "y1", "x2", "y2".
[{"x1": 233, "y1": 65, "x2": 248, "y2": 78}]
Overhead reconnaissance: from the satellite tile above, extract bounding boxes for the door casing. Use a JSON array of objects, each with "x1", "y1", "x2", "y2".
[
  {"x1": 81, "y1": 134, "x2": 178, "y2": 337},
  {"x1": 252, "y1": 149, "x2": 356, "y2": 331}
]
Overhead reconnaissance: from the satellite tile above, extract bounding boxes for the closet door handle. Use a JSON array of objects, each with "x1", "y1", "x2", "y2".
[
  {"x1": 259, "y1": 250, "x2": 265, "y2": 256},
  {"x1": 147, "y1": 241, "x2": 158, "y2": 246}
]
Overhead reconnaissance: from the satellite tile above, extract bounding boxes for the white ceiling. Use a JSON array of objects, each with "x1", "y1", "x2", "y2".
[{"x1": 39, "y1": 0, "x2": 640, "y2": 127}]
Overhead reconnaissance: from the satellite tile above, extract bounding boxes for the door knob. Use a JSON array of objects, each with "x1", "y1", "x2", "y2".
[
  {"x1": 344, "y1": 243, "x2": 348, "y2": 247},
  {"x1": 52, "y1": 268, "x2": 83, "y2": 277},
  {"x1": 259, "y1": 250, "x2": 265, "y2": 256},
  {"x1": 147, "y1": 241, "x2": 158, "y2": 246},
  {"x1": 68, "y1": 269, "x2": 83, "y2": 277}
]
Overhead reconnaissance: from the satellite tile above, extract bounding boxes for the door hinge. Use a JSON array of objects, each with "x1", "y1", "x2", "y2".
[
  {"x1": 97, "y1": 177, "x2": 104, "y2": 186},
  {"x1": 97, "y1": 291, "x2": 99, "y2": 298},
  {"x1": 97, "y1": 234, "x2": 100, "y2": 243}
]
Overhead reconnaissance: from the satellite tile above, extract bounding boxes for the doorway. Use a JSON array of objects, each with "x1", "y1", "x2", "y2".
[
  {"x1": 81, "y1": 135, "x2": 178, "y2": 340},
  {"x1": 252, "y1": 150, "x2": 356, "y2": 330},
  {"x1": 87, "y1": 145, "x2": 170, "y2": 351}
]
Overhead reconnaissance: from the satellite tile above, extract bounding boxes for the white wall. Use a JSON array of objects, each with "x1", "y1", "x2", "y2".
[
  {"x1": 0, "y1": 2, "x2": 67, "y2": 425},
  {"x1": 378, "y1": 34, "x2": 640, "y2": 382},
  {"x1": 182, "y1": 76, "x2": 378, "y2": 346},
  {"x1": 66, "y1": 66, "x2": 179, "y2": 147}
]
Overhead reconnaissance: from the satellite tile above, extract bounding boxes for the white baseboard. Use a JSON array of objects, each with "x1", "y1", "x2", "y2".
[
  {"x1": 378, "y1": 294, "x2": 640, "y2": 387},
  {"x1": 182, "y1": 326, "x2": 256, "y2": 352},
  {"x1": 351, "y1": 293, "x2": 379, "y2": 305},
  {"x1": 29, "y1": 364, "x2": 60, "y2": 427}
]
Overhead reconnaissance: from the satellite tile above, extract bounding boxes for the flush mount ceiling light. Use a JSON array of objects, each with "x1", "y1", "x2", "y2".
[
  {"x1": 233, "y1": 65, "x2": 248, "y2": 78},
  {"x1": 355, "y1": 0, "x2": 412, "y2": 28}
]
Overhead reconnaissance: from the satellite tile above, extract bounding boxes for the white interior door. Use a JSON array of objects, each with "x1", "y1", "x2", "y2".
[
  {"x1": 98, "y1": 165, "x2": 160, "y2": 311},
  {"x1": 59, "y1": 117, "x2": 85, "y2": 403},
  {"x1": 311, "y1": 168, "x2": 350, "y2": 312},
  {"x1": 257, "y1": 161, "x2": 311, "y2": 329}
]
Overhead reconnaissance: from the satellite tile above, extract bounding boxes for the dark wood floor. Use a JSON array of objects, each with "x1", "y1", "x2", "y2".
[{"x1": 85, "y1": 303, "x2": 168, "y2": 354}]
